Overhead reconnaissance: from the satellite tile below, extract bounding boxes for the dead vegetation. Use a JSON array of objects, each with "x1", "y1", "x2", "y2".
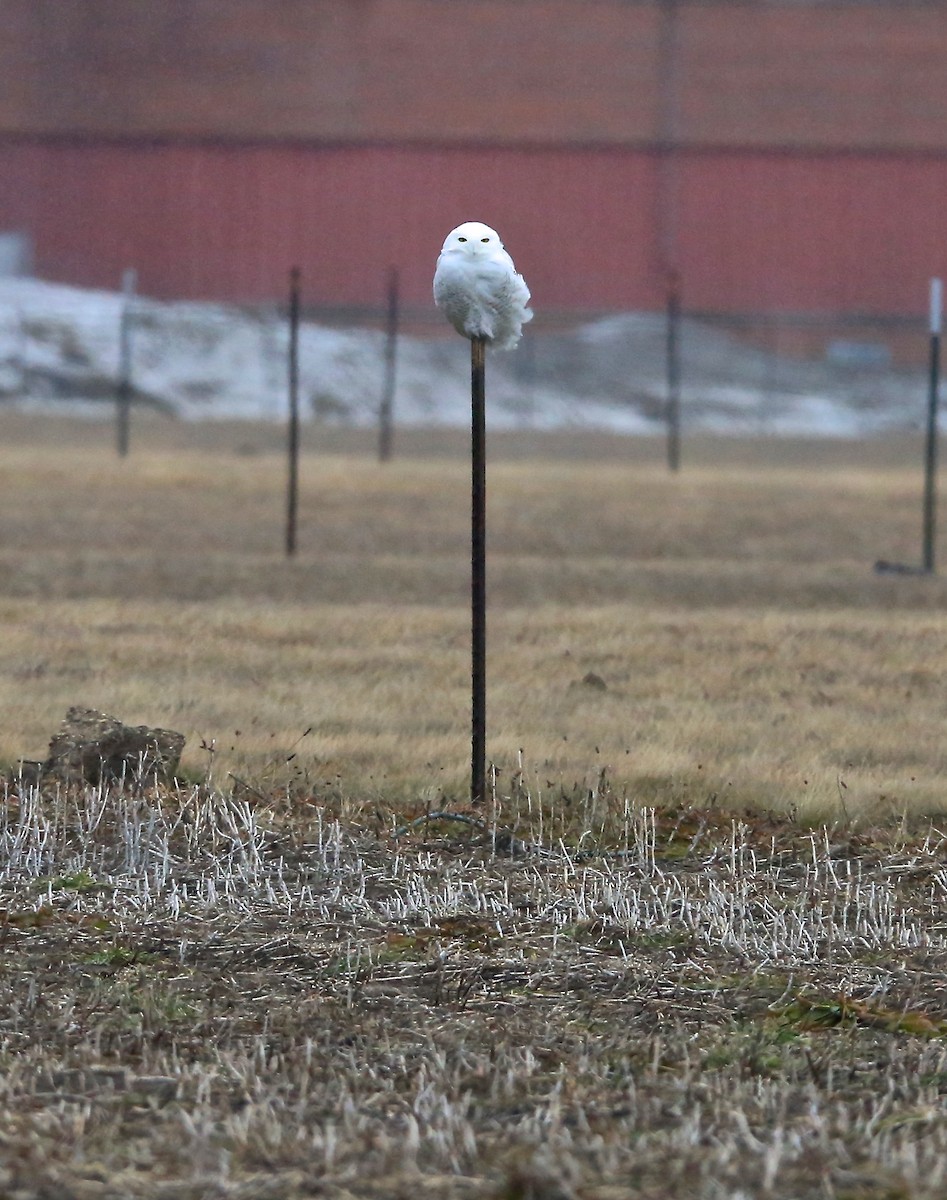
[
  {"x1": 3, "y1": 781, "x2": 947, "y2": 1199},
  {"x1": 3, "y1": 416, "x2": 947, "y2": 1196}
]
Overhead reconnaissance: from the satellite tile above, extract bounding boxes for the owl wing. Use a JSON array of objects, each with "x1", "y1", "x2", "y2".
[{"x1": 489, "y1": 262, "x2": 533, "y2": 351}]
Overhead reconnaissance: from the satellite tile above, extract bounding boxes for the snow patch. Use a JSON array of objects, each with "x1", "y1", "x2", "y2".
[{"x1": 0, "y1": 277, "x2": 932, "y2": 436}]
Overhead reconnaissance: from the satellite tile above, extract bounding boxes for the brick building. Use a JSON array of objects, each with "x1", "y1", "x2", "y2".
[{"x1": 1, "y1": 0, "x2": 946, "y2": 318}]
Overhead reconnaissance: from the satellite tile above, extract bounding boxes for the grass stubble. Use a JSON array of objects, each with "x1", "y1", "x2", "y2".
[{"x1": 2, "y1": 414, "x2": 947, "y2": 1197}]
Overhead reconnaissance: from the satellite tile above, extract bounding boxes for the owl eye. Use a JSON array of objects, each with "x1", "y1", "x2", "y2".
[
  {"x1": 481, "y1": 237, "x2": 490, "y2": 242},
  {"x1": 457, "y1": 236, "x2": 467, "y2": 242}
]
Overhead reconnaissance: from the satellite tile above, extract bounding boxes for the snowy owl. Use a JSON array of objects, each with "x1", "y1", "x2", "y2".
[{"x1": 433, "y1": 221, "x2": 532, "y2": 351}]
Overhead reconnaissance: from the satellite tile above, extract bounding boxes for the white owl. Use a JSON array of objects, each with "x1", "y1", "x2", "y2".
[{"x1": 433, "y1": 221, "x2": 533, "y2": 350}]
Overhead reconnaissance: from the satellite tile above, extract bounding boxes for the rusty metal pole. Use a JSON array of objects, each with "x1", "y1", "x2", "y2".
[
  {"x1": 378, "y1": 266, "x2": 399, "y2": 463},
  {"x1": 471, "y1": 335, "x2": 487, "y2": 805},
  {"x1": 286, "y1": 266, "x2": 301, "y2": 558}
]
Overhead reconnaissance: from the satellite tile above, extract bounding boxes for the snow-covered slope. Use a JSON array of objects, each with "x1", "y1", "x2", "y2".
[{"x1": 0, "y1": 277, "x2": 931, "y2": 435}]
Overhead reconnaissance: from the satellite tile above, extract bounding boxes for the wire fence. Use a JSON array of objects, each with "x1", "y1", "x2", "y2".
[{"x1": 0, "y1": 271, "x2": 938, "y2": 446}]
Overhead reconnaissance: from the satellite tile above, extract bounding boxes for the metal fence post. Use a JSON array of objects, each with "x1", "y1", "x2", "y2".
[
  {"x1": 378, "y1": 266, "x2": 399, "y2": 463},
  {"x1": 666, "y1": 270, "x2": 682, "y2": 472},
  {"x1": 116, "y1": 268, "x2": 137, "y2": 458},
  {"x1": 286, "y1": 266, "x2": 301, "y2": 558},
  {"x1": 923, "y1": 277, "x2": 942, "y2": 574},
  {"x1": 471, "y1": 335, "x2": 487, "y2": 805}
]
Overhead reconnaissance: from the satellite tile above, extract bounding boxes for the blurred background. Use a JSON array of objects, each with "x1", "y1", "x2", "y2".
[{"x1": 0, "y1": 0, "x2": 945, "y2": 433}]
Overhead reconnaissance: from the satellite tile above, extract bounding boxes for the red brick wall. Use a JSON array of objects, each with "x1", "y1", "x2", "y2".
[
  {"x1": 1, "y1": 0, "x2": 946, "y2": 150},
  {"x1": 0, "y1": 1, "x2": 659, "y2": 143},
  {"x1": 1, "y1": 138, "x2": 946, "y2": 315},
  {"x1": 3, "y1": 1, "x2": 947, "y2": 315},
  {"x1": 678, "y1": 5, "x2": 947, "y2": 151}
]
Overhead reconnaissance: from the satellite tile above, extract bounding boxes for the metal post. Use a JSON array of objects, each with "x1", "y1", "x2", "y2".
[
  {"x1": 116, "y1": 268, "x2": 137, "y2": 458},
  {"x1": 666, "y1": 270, "x2": 682, "y2": 472},
  {"x1": 655, "y1": 0, "x2": 681, "y2": 291},
  {"x1": 923, "y1": 277, "x2": 942, "y2": 574},
  {"x1": 286, "y1": 266, "x2": 301, "y2": 558},
  {"x1": 471, "y1": 336, "x2": 487, "y2": 805},
  {"x1": 378, "y1": 266, "x2": 399, "y2": 463}
]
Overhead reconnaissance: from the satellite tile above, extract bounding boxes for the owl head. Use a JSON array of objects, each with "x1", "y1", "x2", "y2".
[{"x1": 440, "y1": 221, "x2": 503, "y2": 256}]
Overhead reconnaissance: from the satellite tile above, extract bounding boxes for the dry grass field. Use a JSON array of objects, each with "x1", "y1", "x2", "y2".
[
  {"x1": 4, "y1": 411, "x2": 947, "y2": 1200},
  {"x1": 0, "y1": 412, "x2": 945, "y2": 818}
]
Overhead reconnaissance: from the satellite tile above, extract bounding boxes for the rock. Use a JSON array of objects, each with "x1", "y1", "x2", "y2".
[{"x1": 41, "y1": 706, "x2": 185, "y2": 785}]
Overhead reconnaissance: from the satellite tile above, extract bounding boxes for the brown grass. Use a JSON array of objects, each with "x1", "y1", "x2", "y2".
[
  {"x1": 5, "y1": 413, "x2": 947, "y2": 1198},
  {"x1": 1, "y1": 412, "x2": 946, "y2": 818}
]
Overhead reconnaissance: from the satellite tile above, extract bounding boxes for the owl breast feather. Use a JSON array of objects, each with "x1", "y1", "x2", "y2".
[{"x1": 434, "y1": 255, "x2": 532, "y2": 351}]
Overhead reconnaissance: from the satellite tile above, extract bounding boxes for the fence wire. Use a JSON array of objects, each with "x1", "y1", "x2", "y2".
[{"x1": 0, "y1": 275, "x2": 937, "y2": 439}]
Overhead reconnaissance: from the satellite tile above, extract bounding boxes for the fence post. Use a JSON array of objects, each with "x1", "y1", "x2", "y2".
[
  {"x1": 923, "y1": 277, "x2": 942, "y2": 574},
  {"x1": 378, "y1": 266, "x2": 399, "y2": 463},
  {"x1": 286, "y1": 266, "x2": 301, "y2": 558},
  {"x1": 471, "y1": 336, "x2": 487, "y2": 806},
  {"x1": 666, "y1": 270, "x2": 682, "y2": 472},
  {"x1": 116, "y1": 268, "x2": 137, "y2": 458}
]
